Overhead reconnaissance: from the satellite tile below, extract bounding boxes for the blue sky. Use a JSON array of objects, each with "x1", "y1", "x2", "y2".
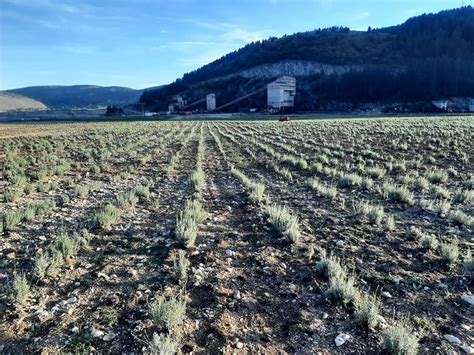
[{"x1": 0, "y1": 0, "x2": 470, "y2": 90}]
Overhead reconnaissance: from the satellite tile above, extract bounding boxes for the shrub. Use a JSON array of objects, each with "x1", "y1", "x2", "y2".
[
  {"x1": 366, "y1": 166, "x2": 386, "y2": 179},
  {"x1": 419, "y1": 234, "x2": 439, "y2": 250},
  {"x1": 361, "y1": 177, "x2": 374, "y2": 190},
  {"x1": 95, "y1": 204, "x2": 121, "y2": 228},
  {"x1": 249, "y1": 182, "x2": 265, "y2": 204},
  {"x1": 308, "y1": 179, "x2": 337, "y2": 199},
  {"x1": 33, "y1": 200, "x2": 55, "y2": 217},
  {"x1": 380, "y1": 318, "x2": 419, "y2": 355},
  {"x1": 23, "y1": 205, "x2": 36, "y2": 222},
  {"x1": 464, "y1": 249, "x2": 474, "y2": 280},
  {"x1": 448, "y1": 210, "x2": 473, "y2": 227},
  {"x1": 174, "y1": 250, "x2": 190, "y2": 282},
  {"x1": 325, "y1": 273, "x2": 359, "y2": 305},
  {"x1": 339, "y1": 174, "x2": 363, "y2": 187},
  {"x1": 150, "y1": 294, "x2": 186, "y2": 331},
  {"x1": 273, "y1": 166, "x2": 293, "y2": 181},
  {"x1": 425, "y1": 169, "x2": 448, "y2": 184},
  {"x1": 413, "y1": 176, "x2": 430, "y2": 192},
  {"x1": 439, "y1": 241, "x2": 459, "y2": 265},
  {"x1": 176, "y1": 212, "x2": 198, "y2": 248},
  {"x1": 282, "y1": 155, "x2": 308, "y2": 170},
  {"x1": 12, "y1": 273, "x2": 30, "y2": 306},
  {"x1": 149, "y1": 333, "x2": 180, "y2": 355},
  {"x1": 385, "y1": 215, "x2": 396, "y2": 231},
  {"x1": 354, "y1": 201, "x2": 384, "y2": 225},
  {"x1": 114, "y1": 191, "x2": 138, "y2": 209},
  {"x1": 134, "y1": 184, "x2": 151, "y2": 199},
  {"x1": 431, "y1": 185, "x2": 451, "y2": 200},
  {"x1": 4, "y1": 188, "x2": 23, "y2": 202},
  {"x1": 35, "y1": 252, "x2": 61, "y2": 280},
  {"x1": 59, "y1": 194, "x2": 71, "y2": 206},
  {"x1": 75, "y1": 185, "x2": 90, "y2": 198},
  {"x1": 4, "y1": 211, "x2": 23, "y2": 231},
  {"x1": 315, "y1": 252, "x2": 345, "y2": 279},
  {"x1": 420, "y1": 199, "x2": 451, "y2": 216},
  {"x1": 190, "y1": 168, "x2": 205, "y2": 192},
  {"x1": 266, "y1": 205, "x2": 301, "y2": 243},
  {"x1": 53, "y1": 233, "x2": 81, "y2": 260},
  {"x1": 392, "y1": 161, "x2": 406, "y2": 173},
  {"x1": 355, "y1": 293, "x2": 380, "y2": 329},
  {"x1": 23, "y1": 184, "x2": 33, "y2": 195},
  {"x1": 184, "y1": 199, "x2": 206, "y2": 224},
  {"x1": 382, "y1": 183, "x2": 414, "y2": 204},
  {"x1": 453, "y1": 189, "x2": 474, "y2": 204},
  {"x1": 34, "y1": 254, "x2": 50, "y2": 280}
]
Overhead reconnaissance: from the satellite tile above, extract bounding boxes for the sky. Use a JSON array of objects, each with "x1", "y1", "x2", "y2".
[{"x1": 0, "y1": 0, "x2": 471, "y2": 90}]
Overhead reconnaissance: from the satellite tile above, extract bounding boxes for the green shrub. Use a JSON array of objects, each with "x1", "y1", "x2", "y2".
[
  {"x1": 149, "y1": 333, "x2": 180, "y2": 355},
  {"x1": 355, "y1": 293, "x2": 380, "y2": 329},
  {"x1": 381, "y1": 318, "x2": 419, "y2": 355},
  {"x1": 392, "y1": 161, "x2": 407, "y2": 173},
  {"x1": 249, "y1": 182, "x2": 265, "y2": 204},
  {"x1": 453, "y1": 189, "x2": 474, "y2": 204},
  {"x1": 134, "y1": 184, "x2": 151, "y2": 199},
  {"x1": 366, "y1": 166, "x2": 386, "y2": 179},
  {"x1": 190, "y1": 168, "x2": 205, "y2": 192},
  {"x1": 12, "y1": 273, "x2": 30, "y2": 306},
  {"x1": 4, "y1": 211, "x2": 23, "y2": 231},
  {"x1": 354, "y1": 201, "x2": 384, "y2": 225},
  {"x1": 266, "y1": 205, "x2": 301, "y2": 243},
  {"x1": 53, "y1": 233, "x2": 81, "y2": 260},
  {"x1": 114, "y1": 191, "x2": 138, "y2": 209},
  {"x1": 325, "y1": 273, "x2": 359, "y2": 305},
  {"x1": 4, "y1": 188, "x2": 23, "y2": 202},
  {"x1": 431, "y1": 185, "x2": 451, "y2": 200},
  {"x1": 315, "y1": 252, "x2": 345, "y2": 279},
  {"x1": 385, "y1": 215, "x2": 396, "y2": 231},
  {"x1": 33, "y1": 200, "x2": 55, "y2": 217},
  {"x1": 34, "y1": 252, "x2": 60, "y2": 280},
  {"x1": 150, "y1": 294, "x2": 186, "y2": 331},
  {"x1": 382, "y1": 183, "x2": 414, "y2": 204},
  {"x1": 425, "y1": 169, "x2": 448, "y2": 184},
  {"x1": 413, "y1": 176, "x2": 430, "y2": 192},
  {"x1": 75, "y1": 185, "x2": 90, "y2": 198},
  {"x1": 421, "y1": 199, "x2": 451, "y2": 216},
  {"x1": 176, "y1": 212, "x2": 198, "y2": 248},
  {"x1": 448, "y1": 210, "x2": 473, "y2": 227},
  {"x1": 174, "y1": 250, "x2": 190, "y2": 282},
  {"x1": 438, "y1": 240, "x2": 459, "y2": 265},
  {"x1": 183, "y1": 199, "x2": 206, "y2": 224},
  {"x1": 59, "y1": 194, "x2": 71, "y2": 206},
  {"x1": 339, "y1": 174, "x2": 363, "y2": 187},
  {"x1": 464, "y1": 249, "x2": 474, "y2": 280},
  {"x1": 23, "y1": 205, "x2": 36, "y2": 222},
  {"x1": 419, "y1": 234, "x2": 439, "y2": 250},
  {"x1": 95, "y1": 204, "x2": 121, "y2": 228}
]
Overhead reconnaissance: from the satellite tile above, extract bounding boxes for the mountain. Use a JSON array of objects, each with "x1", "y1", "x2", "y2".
[
  {"x1": 5, "y1": 85, "x2": 145, "y2": 109},
  {"x1": 0, "y1": 92, "x2": 47, "y2": 112},
  {"x1": 139, "y1": 7, "x2": 474, "y2": 112}
]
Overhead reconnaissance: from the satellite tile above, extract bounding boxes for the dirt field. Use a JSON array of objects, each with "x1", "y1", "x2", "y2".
[{"x1": 0, "y1": 117, "x2": 473, "y2": 354}]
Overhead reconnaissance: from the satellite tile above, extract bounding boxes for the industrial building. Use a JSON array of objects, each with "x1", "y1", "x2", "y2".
[
  {"x1": 168, "y1": 95, "x2": 187, "y2": 113},
  {"x1": 267, "y1": 76, "x2": 296, "y2": 110},
  {"x1": 167, "y1": 76, "x2": 297, "y2": 114},
  {"x1": 206, "y1": 94, "x2": 216, "y2": 111}
]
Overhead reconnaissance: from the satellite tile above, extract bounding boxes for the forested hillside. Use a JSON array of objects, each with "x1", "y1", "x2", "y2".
[
  {"x1": 140, "y1": 7, "x2": 474, "y2": 111},
  {"x1": 6, "y1": 85, "x2": 144, "y2": 109}
]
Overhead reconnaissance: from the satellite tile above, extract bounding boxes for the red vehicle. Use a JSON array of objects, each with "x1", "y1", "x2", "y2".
[{"x1": 278, "y1": 116, "x2": 290, "y2": 122}]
